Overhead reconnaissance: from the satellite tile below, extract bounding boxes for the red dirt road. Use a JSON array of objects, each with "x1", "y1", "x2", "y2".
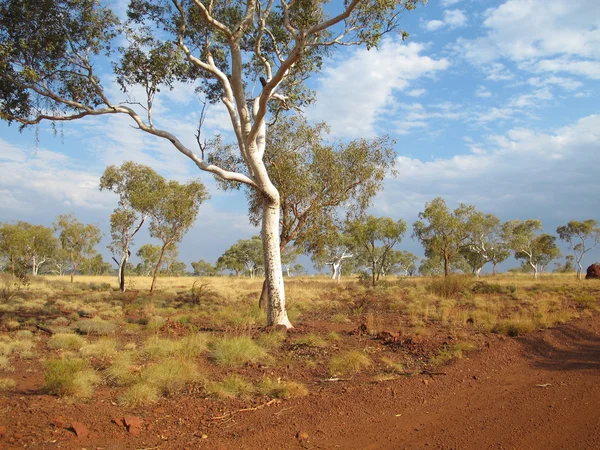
[
  {"x1": 2, "y1": 315, "x2": 600, "y2": 449},
  {"x1": 213, "y1": 315, "x2": 600, "y2": 450}
]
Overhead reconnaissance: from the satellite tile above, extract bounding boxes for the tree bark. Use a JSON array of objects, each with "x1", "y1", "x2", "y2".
[
  {"x1": 150, "y1": 243, "x2": 169, "y2": 292},
  {"x1": 444, "y1": 256, "x2": 450, "y2": 277},
  {"x1": 261, "y1": 196, "x2": 292, "y2": 328}
]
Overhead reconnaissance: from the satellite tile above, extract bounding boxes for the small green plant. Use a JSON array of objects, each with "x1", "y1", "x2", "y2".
[
  {"x1": 206, "y1": 374, "x2": 253, "y2": 399},
  {"x1": 43, "y1": 358, "x2": 100, "y2": 400},
  {"x1": 119, "y1": 382, "x2": 160, "y2": 407},
  {"x1": 430, "y1": 341, "x2": 476, "y2": 366},
  {"x1": 256, "y1": 330, "x2": 287, "y2": 350},
  {"x1": 329, "y1": 350, "x2": 372, "y2": 376},
  {"x1": 256, "y1": 377, "x2": 309, "y2": 399},
  {"x1": 293, "y1": 333, "x2": 328, "y2": 348},
  {"x1": 141, "y1": 359, "x2": 201, "y2": 395},
  {"x1": 190, "y1": 280, "x2": 214, "y2": 304},
  {"x1": 105, "y1": 353, "x2": 138, "y2": 387},
  {"x1": 48, "y1": 333, "x2": 87, "y2": 351},
  {"x1": 75, "y1": 319, "x2": 117, "y2": 336},
  {"x1": 80, "y1": 338, "x2": 118, "y2": 359},
  {"x1": 209, "y1": 336, "x2": 268, "y2": 368}
]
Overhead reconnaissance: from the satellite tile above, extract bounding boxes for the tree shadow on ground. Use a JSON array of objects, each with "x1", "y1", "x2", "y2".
[{"x1": 517, "y1": 321, "x2": 600, "y2": 372}]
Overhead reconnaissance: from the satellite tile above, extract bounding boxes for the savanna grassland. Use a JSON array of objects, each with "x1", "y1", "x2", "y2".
[{"x1": 0, "y1": 273, "x2": 599, "y2": 448}]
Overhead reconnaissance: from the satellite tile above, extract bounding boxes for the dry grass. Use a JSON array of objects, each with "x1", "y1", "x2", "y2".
[
  {"x1": 209, "y1": 336, "x2": 269, "y2": 368},
  {"x1": 329, "y1": 350, "x2": 372, "y2": 376},
  {"x1": 43, "y1": 358, "x2": 100, "y2": 400}
]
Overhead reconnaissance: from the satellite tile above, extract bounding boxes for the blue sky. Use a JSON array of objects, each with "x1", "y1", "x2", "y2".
[{"x1": 1, "y1": 0, "x2": 599, "y2": 272}]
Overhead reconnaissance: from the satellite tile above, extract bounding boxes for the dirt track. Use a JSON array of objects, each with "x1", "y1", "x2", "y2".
[
  {"x1": 2, "y1": 314, "x2": 600, "y2": 449},
  {"x1": 212, "y1": 314, "x2": 600, "y2": 450}
]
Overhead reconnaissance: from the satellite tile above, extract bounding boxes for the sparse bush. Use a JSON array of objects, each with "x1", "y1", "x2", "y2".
[
  {"x1": 178, "y1": 333, "x2": 210, "y2": 359},
  {"x1": 209, "y1": 336, "x2": 268, "y2": 368},
  {"x1": 426, "y1": 275, "x2": 474, "y2": 299},
  {"x1": 142, "y1": 359, "x2": 201, "y2": 395},
  {"x1": 257, "y1": 377, "x2": 309, "y2": 399},
  {"x1": 48, "y1": 333, "x2": 87, "y2": 351},
  {"x1": 430, "y1": 341, "x2": 476, "y2": 366},
  {"x1": 256, "y1": 330, "x2": 287, "y2": 350},
  {"x1": 206, "y1": 374, "x2": 253, "y2": 399},
  {"x1": 119, "y1": 382, "x2": 160, "y2": 407},
  {"x1": 0, "y1": 377, "x2": 16, "y2": 391},
  {"x1": 75, "y1": 319, "x2": 117, "y2": 336},
  {"x1": 142, "y1": 337, "x2": 179, "y2": 360},
  {"x1": 105, "y1": 353, "x2": 138, "y2": 387},
  {"x1": 330, "y1": 313, "x2": 351, "y2": 324},
  {"x1": 43, "y1": 358, "x2": 100, "y2": 399},
  {"x1": 329, "y1": 350, "x2": 371, "y2": 376},
  {"x1": 293, "y1": 333, "x2": 328, "y2": 348},
  {"x1": 80, "y1": 338, "x2": 118, "y2": 359},
  {"x1": 493, "y1": 318, "x2": 536, "y2": 337},
  {"x1": 189, "y1": 281, "x2": 214, "y2": 304}
]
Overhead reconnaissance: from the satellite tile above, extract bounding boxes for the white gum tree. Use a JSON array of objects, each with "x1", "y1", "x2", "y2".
[{"x1": 0, "y1": 0, "x2": 424, "y2": 327}]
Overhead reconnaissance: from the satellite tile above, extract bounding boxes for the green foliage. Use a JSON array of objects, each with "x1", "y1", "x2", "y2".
[
  {"x1": 503, "y1": 220, "x2": 560, "y2": 277},
  {"x1": 413, "y1": 197, "x2": 476, "y2": 277},
  {"x1": 191, "y1": 259, "x2": 217, "y2": 276},
  {"x1": 119, "y1": 382, "x2": 160, "y2": 407},
  {"x1": 257, "y1": 377, "x2": 309, "y2": 399},
  {"x1": 75, "y1": 319, "x2": 117, "y2": 336},
  {"x1": 206, "y1": 374, "x2": 253, "y2": 399},
  {"x1": 53, "y1": 214, "x2": 102, "y2": 281},
  {"x1": 346, "y1": 215, "x2": 407, "y2": 286},
  {"x1": 141, "y1": 359, "x2": 200, "y2": 395},
  {"x1": 217, "y1": 236, "x2": 263, "y2": 277},
  {"x1": 557, "y1": 220, "x2": 600, "y2": 279}
]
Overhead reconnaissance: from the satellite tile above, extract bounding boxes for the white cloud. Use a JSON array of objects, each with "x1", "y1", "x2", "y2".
[
  {"x1": 407, "y1": 88, "x2": 427, "y2": 98},
  {"x1": 308, "y1": 39, "x2": 450, "y2": 138},
  {"x1": 441, "y1": 0, "x2": 463, "y2": 6},
  {"x1": 376, "y1": 114, "x2": 600, "y2": 224},
  {"x1": 457, "y1": 0, "x2": 600, "y2": 79},
  {"x1": 527, "y1": 76, "x2": 583, "y2": 91},
  {"x1": 475, "y1": 86, "x2": 492, "y2": 98},
  {"x1": 424, "y1": 9, "x2": 467, "y2": 31}
]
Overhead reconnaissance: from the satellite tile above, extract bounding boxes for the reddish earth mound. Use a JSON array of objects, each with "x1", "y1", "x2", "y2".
[
  {"x1": 2, "y1": 316, "x2": 600, "y2": 449},
  {"x1": 585, "y1": 264, "x2": 600, "y2": 279}
]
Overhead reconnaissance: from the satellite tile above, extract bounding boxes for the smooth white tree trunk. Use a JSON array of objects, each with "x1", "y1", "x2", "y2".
[{"x1": 261, "y1": 196, "x2": 292, "y2": 328}]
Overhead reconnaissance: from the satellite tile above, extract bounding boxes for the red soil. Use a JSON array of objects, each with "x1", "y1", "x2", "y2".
[{"x1": 2, "y1": 314, "x2": 600, "y2": 449}]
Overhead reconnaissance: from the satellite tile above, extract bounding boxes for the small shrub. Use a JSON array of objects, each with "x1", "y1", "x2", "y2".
[
  {"x1": 0, "y1": 377, "x2": 16, "y2": 391},
  {"x1": 80, "y1": 338, "x2": 118, "y2": 359},
  {"x1": 105, "y1": 353, "x2": 138, "y2": 387},
  {"x1": 0, "y1": 355, "x2": 13, "y2": 371},
  {"x1": 329, "y1": 350, "x2": 371, "y2": 376},
  {"x1": 256, "y1": 331, "x2": 287, "y2": 350},
  {"x1": 142, "y1": 337, "x2": 179, "y2": 360},
  {"x1": 48, "y1": 333, "x2": 87, "y2": 351},
  {"x1": 426, "y1": 275, "x2": 474, "y2": 299},
  {"x1": 209, "y1": 336, "x2": 268, "y2": 368},
  {"x1": 206, "y1": 374, "x2": 253, "y2": 399},
  {"x1": 430, "y1": 342, "x2": 476, "y2": 366},
  {"x1": 142, "y1": 359, "x2": 200, "y2": 395},
  {"x1": 293, "y1": 334, "x2": 328, "y2": 348},
  {"x1": 257, "y1": 377, "x2": 309, "y2": 399},
  {"x1": 190, "y1": 281, "x2": 214, "y2": 304},
  {"x1": 75, "y1": 319, "x2": 117, "y2": 336},
  {"x1": 119, "y1": 382, "x2": 160, "y2": 407},
  {"x1": 43, "y1": 358, "x2": 100, "y2": 399},
  {"x1": 177, "y1": 333, "x2": 210, "y2": 360},
  {"x1": 330, "y1": 313, "x2": 351, "y2": 324},
  {"x1": 493, "y1": 318, "x2": 536, "y2": 337}
]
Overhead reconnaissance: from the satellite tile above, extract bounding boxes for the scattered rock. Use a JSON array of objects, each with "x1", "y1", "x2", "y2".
[
  {"x1": 422, "y1": 379, "x2": 430, "y2": 386},
  {"x1": 297, "y1": 431, "x2": 309, "y2": 441},
  {"x1": 585, "y1": 264, "x2": 600, "y2": 279},
  {"x1": 70, "y1": 422, "x2": 88, "y2": 438},
  {"x1": 0, "y1": 425, "x2": 6, "y2": 437},
  {"x1": 123, "y1": 415, "x2": 142, "y2": 436}
]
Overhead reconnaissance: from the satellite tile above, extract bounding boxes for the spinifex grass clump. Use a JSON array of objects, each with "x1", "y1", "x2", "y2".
[
  {"x1": 256, "y1": 377, "x2": 309, "y2": 399},
  {"x1": 209, "y1": 336, "x2": 268, "y2": 368},
  {"x1": 329, "y1": 350, "x2": 372, "y2": 377},
  {"x1": 43, "y1": 358, "x2": 100, "y2": 400},
  {"x1": 426, "y1": 275, "x2": 474, "y2": 299},
  {"x1": 47, "y1": 333, "x2": 87, "y2": 351},
  {"x1": 0, "y1": 377, "x2": 16, "y2": 391},
  {"x1": 75, "y1": 318, "x2": 117, "y2": 336},
  {"x1": 206, "y1": 374, "x2": 254, "y2": 399}
]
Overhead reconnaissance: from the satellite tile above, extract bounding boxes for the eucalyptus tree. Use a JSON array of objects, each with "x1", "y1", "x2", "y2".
[
  {"x1": 53, "y1": 214, "x2": 102, "y2": 283},
  {"x1": 100, "y1": 162, "x2": 164, "y2": 291},
  {"x1": 503, "y1": 220, "x2": 560, "y2": 279},
  {"x1": 557, "y1": 220, "x2": 600, "y2": 280},
  {"x1": 311, "y1": 229, "x2": 356, "y2": 282},
  {"x1": 213, "y1": 115, "x2": 395, "y2": 301},
  {"x1": 346, "y1": 216, "x2": 407, "y2": 286},
  {"x1": 191, "y1": 259, "x2": 217, "y2": 276},
  {"x1": 136, "y1": 244, "x2": 163, "y2": 276},
  {"x1": 0, "y1": 0, "x2": 423, "y2": 327},
  {"x1": 0, "y1": 222, "x2": 26, "y2": 275},
  {"x1": 388, "y1": 250, "x2": 418, "y2": 276},
  {"x1": 0, "y1": 222, "x2": 58, "y2": 276},
  {"x1": 217, "y1": 236, "x2": 264, "y2": 278},
  {"x1": 462, "y1": 212, "x2": 508, "y2": 277},
  {"x1": 413, "y1": 197, "x2": 475, "y2": 277},
  {"x1": 148, "y1": 179, "x2": 208, "y2": 291}
]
